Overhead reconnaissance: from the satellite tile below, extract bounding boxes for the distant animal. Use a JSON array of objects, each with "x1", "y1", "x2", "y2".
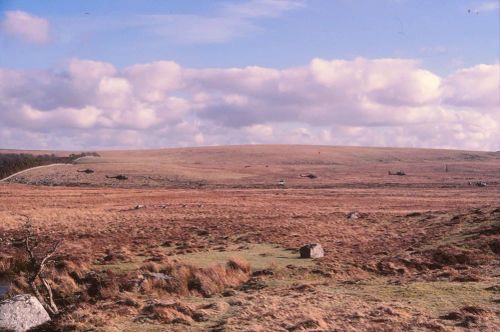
[
  {"x1": 77, "y1": 169, "x2": 94, "y2": 174},
  {"x1": 300, "y1": 173, "x2": 317, "y2": 179},
  {"x1": 106, "y1": 175, "x2": 128, "y2": 180},
  {"x1": 278, "y1": 179, "x2": 286, "y2": 186},
  {"x1": 388, "y1": 170, "x2": 406, "y2": 176}
]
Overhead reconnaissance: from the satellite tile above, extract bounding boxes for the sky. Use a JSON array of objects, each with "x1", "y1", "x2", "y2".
[{"x1": 0, "y1": 0, "x2": 499, "y2": 150}]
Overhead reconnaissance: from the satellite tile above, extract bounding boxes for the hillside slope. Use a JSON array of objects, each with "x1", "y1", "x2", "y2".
[{"x1": 2, "y1": 145, "x2": 499, "y2": 188}]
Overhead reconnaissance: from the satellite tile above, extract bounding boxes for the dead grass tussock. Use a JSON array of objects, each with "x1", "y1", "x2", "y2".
[
  {"x1": 227, "y1": 256, "x2": 251, "y2": 273},
  {"x1": 139, "y1": 257, "x2": 251, "y2": 297},
  {"x1": 141, "y1": 301, "x2": 198, "y2": 324}
]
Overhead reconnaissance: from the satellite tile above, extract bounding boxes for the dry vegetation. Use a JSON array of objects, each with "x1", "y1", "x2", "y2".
[{"x1": 0, "y1": 145, "x2": 499, "y2": 331}]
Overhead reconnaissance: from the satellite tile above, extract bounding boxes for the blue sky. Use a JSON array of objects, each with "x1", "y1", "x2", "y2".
[
  {"x1": 0, "y1": 0, "x2": 498, "y2": 150},
  {"x1": 1, "y1": 0, "x2": 498, "y2": 74}
]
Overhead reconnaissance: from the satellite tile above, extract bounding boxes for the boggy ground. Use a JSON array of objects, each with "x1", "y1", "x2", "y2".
[{"x1": 0, "y1": 146, "x2": 499, "y2": 331}]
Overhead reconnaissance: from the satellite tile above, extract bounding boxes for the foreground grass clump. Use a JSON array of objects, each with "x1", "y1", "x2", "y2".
[
  {"x1": 139, "y1": 257, "x2": 251, "y2": 297},
  {"x1": 1, "y1": 251, "x2": 253, "y2": 331}
]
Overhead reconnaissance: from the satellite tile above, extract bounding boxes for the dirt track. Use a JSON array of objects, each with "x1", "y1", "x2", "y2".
[{"x1": 0, "y1": 163, "x2": 71, "y2": 182}]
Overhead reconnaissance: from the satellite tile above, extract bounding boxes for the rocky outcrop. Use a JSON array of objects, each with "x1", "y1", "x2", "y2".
[{"x1": 0, "y1": 294, "x2": 50, "y2": 332}]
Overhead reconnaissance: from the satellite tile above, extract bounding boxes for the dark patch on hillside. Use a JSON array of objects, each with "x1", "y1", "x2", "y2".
[{"x1": 0, "y1": 152, "x2": 99, "y2": 180}]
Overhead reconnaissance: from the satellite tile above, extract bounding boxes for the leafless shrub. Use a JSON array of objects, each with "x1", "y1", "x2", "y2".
[{"x1": 12, "y1": 216, "x2": 63, "y2": 315}]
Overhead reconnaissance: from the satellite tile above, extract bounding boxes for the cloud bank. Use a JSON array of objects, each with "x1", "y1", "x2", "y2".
[
  {"x1": 0, "y1": 10, "x2": 50, "y2": 44},
  {"x1": 0, "y1": 58, "x2": 498, "y2": 150}
]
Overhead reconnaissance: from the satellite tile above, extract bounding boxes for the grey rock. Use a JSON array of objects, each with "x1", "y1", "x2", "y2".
[
  {"x1": 299, "y1": 243, "x2": 324, "y2": 258},
  {"x1": 0, "y1": 294, "x2": 50, "y2": 332},
  {"x1": 142, "y1": 271, "x2": 175, "y2": 281},
  {"x1": 347, "y1": 211, "x2": 361, "y2": 220}
]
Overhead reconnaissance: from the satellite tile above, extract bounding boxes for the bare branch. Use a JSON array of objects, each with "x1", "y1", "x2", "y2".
[{"x1": 16, "y1": 215, "x2": 62, "y2": 315}]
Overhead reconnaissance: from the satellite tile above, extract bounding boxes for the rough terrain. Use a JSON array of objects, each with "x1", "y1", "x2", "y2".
[{"x1": 0, "y1": 145, "x2": 498, "y2": 331}]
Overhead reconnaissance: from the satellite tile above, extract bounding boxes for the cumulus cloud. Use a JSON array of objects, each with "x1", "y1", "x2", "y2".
[
  {"x1": 0, "y1": 58, "x2": 498, "y2": 150},
  {"x1": 0, "y1": 11, "x2": 50, "y2": 44},
  {"x1": 442, "y1": 64, "x2": 500, "y2": 108}
]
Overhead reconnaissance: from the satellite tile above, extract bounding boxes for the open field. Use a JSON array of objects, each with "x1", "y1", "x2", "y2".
[
  {"x1": 0, "y1": 145, "x2": 499, "y2": 331},
  {"x1": 2, "y1": 145, "x2": 500, "y2": 189}
]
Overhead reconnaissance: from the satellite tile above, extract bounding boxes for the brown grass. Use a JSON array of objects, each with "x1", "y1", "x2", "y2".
[
  {"x1": 0, "y1": 146, "x2": 499, "y2": 331},
  {"x1": 139, "y1": 257, "x2": 251, "y2": 297}
]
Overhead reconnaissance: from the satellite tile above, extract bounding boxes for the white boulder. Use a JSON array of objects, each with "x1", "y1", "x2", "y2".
[{"x1": 0, "y1": 294, "x2": 50, "y2": 332}]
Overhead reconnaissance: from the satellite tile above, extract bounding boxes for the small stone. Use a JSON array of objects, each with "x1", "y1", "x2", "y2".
[
  {"x1": 347, "y1": 211, "x2": 361, "y2": 220},
  {"x1": 299, "y1": 243, "x2": 324, "y2": 258}
]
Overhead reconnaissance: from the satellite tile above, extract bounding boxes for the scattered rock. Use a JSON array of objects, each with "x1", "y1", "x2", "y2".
[
  {"x1": 142, "y1": 271, "x2": 176, "y2": 281},
  {"x1": 227, "y1": 299, "x2": 244, "y2": 306},
  {"x1": 299, "y1": 173, "x2": 317, "y2": 179},
  {"x1": 134, "y1": 204, "x2": 146, "y2": 210},
  {"x1": 347, "y1": 211, "x2": 362, "y2": 220},
  {"x1": 287, "y1": 318, "x2": 326, "y2": 331},
  {"x1": 106, "y1": 175, "x2": 128, "y2": 180},
  {"x1": 77, "y1": 169, "x2": 95, "y2": 174},
  {"x1": 440, "y1": 311, "x2": 463, "y2": 320},
  {"x1": 388, "y1": 170, "x2": 406, "y2": 176},
  {"x1": 240, "y1": 278, "x2": 267, "y2": 292},
  {"x1": 405, "y1": 212, "x2": 423, "y2": 217},
  {"x1": 468, "y1": 181, "x2": 487, "y2": 187},
  {"x1": 0, "y1": 294, "x2": 51, "y2": 332},
  {"x1": 252, "y1": 269, "x2": 274, "y2": 277},
  {"x1": 310, "y1": 268, "x2": 333, "y2": 277},
  {"x1": 222, "y1": 289, "x2": 237, "y2": 297},
  {"x1": 161, "y1": 241, "x2": 172, "y2": 247},
  {"x1": 299, "y1": 243, "x2": 324, "y2": 258}
]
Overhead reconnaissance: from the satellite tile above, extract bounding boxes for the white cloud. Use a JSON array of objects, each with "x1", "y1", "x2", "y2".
[
  {"x1": 0, "y1": 11, "x2": 50, "y2": 44},
  {"x1": 140, "y1": 0, "x2": 304, "y2": 43},
  {"x1": 476, "y1": 2, "x2": 500, "y2": 13},
  {"x1": 0, "y1": 58, "x2": 498, "y2": 150},
  {"x1": 442, "y1": 63, "x2": 500, "y2": 108},
  {"x1": 222, "y1": 0, "x2": 304, "y2": 19}
]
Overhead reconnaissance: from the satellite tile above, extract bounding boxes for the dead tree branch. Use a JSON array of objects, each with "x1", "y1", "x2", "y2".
[{"x1": 20, "y1": 216, "x2": 62, "y2": 316}]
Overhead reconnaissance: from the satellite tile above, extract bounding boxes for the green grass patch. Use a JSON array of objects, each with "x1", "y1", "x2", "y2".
[
  {"x1": 171, "y1": 243, "x2": 315, "y2": 270},
  {"x1": 323, "y1": 280, "x2": 496, "y2": 315}
]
